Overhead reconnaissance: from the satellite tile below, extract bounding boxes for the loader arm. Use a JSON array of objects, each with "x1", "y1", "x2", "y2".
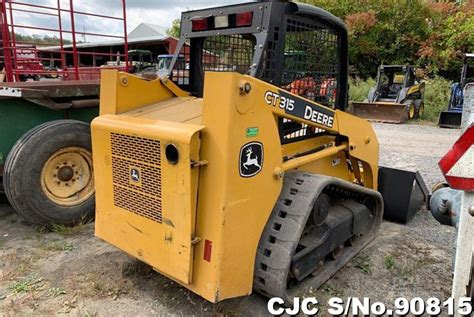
[{"x1": 248, "y1": 77, "x2": 379, "y2": 188}]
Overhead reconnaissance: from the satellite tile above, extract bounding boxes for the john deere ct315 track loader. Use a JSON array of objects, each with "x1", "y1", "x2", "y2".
[
  {"x1": 352, "y1": 65, "x2": 425, "y2": 123},
  {"x1": 91, "y1": 0, "x2": 425, "y2": 303}
]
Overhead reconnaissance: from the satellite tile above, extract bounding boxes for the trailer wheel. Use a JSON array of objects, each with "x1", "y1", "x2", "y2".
[{"x1": 3, "y1": 120, "x2": 94, "y2": 227}]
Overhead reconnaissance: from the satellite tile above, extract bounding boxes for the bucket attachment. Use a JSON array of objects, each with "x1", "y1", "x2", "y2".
[
  {"x1": 378, "y1": 167, "x2": 429, "y2": 223},
  {"x1": 351, "y1": 102, "x2": 408, "y2": 124},
  {"x1": 438, "y1": 111, "x2": 462, "y2": 129}
]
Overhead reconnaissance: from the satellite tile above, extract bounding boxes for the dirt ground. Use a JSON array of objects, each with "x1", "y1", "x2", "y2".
[{"x1": 0, "y1": 122, "x2": 461, "y2": 316}]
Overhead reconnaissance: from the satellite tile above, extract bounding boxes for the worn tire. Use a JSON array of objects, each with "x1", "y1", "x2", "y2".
[{"x1": 3, "y1": 120, "x2": 95, "y2": 227}]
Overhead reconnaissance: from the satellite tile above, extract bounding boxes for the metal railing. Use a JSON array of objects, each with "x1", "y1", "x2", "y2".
[{"x1": 0, "y1": 0, "x2": 129, "y2": 82}]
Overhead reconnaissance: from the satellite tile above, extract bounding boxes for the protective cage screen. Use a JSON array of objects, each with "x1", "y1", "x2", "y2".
[
  {"x1": 170, "y1": 34, "x2": 256, "y2": 89},
  {"x1": 201, "y1": 34, "x2": 255, "y2": 74},
  {"x1": 169, "y1": 46, "x2": 191, "y2": 88},
  {"x1": 279, "y1": 17, "x2": 340, "y2": 144}
]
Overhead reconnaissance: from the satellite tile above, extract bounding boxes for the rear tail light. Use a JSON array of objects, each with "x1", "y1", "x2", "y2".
[
  {"x1": 192, "y1": 18, "x2": 208, "y2": 31},
  {"x1": 236, "y1": 11, "x2": 253, "y2": 27},
  {"x1": 191, "y1": 11, "x2": 253, "y2": 32}
]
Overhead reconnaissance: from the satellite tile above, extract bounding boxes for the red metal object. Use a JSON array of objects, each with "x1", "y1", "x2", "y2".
[
  {"x1": 192, "y1": 18, "x2": 208, "y2": 32},
  {"x1": 0, "y1": 0, "x2": 129, "y2": 82},
  {"x1": 439, "y1": 124, "x2": 474, "y2": 191},
  {"x1": 203, "y1": 239, "x2": 212, "y2": 262},
  {"x1": 236, "y1": 11, "x2": 253, "y2": 27}
]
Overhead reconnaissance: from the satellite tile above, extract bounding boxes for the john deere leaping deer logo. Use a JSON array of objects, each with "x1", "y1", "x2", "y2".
[
  {"x1": 239, "y1": 142, "x2": 263, "y2": 178},
  {"x1": 129, "y1": 166, "x2": 142, "y2": 187}
]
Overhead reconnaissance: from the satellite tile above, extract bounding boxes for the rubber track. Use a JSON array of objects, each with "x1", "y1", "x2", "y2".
[{"x1": 253, "y1": 171, "x2": 383, "y2": 302}]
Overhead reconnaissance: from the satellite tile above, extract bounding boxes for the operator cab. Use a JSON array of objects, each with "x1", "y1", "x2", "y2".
[
  {"x1": 376, "y1": 65, "x2": 419, "y2": 100},
  {"x1": 166, "y1": 1, "x2": 348, "y2": 144},
  {"x1": 167, "y1": 1, "x2": 348, "y2": 112}
]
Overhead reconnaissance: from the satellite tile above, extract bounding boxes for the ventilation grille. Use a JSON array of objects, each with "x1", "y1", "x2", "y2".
[
  {"x1": 111, "y1": 158, "x2": 162, "y2": 198},
  {"x1": 113, "y1": 185, "x2": 163, "y2": 223},
  {"x1": 110, "y1": 133, "x2": 162, "y2": 223},
  {"x1": 111, "y1": 133, "x2": 161, "y2": 165}
]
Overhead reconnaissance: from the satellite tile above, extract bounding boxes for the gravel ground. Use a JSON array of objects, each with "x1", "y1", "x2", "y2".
[{"x1": 0, "y1": 122, "x2": 461, "y2": 316}]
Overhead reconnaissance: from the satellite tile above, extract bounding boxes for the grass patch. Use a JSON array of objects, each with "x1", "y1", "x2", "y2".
[
  {"x1": 353, "y1": 254, "x2": 372, "y2": 274},
  {"x1": 384, "y1": 256, "x2": 396, "y2": 270},
  {"x1": 40, "y1": 242, "x2": 73, "y2": 252},
  {"x1": 93, "y1": 281, "x2": 126, "y2": 300},
  {"x1": 47, "y1": 287, "x2": 66, "y2": 298},
  {"x1": 422, "y1": 76, "x2": 452, "y2": 121},
  {"x1": 9, "y1": 273, "x2": 45, "y2": 294},
  {"x1": 382, "y1": 255, "x2": 417, "y2": 279},
  {"x1": 398, "y1": 267, "x2": 412, "y2": 279},
  {"x1": 50, "y1": 216, "x2": 89, "y2": 236},
  {"x1": 349, "y1": 77, "x2": 376, "y2": 102},
  {"x1": 34, "y1": 226, "x2": 49, "y2": 234},
  {"x1": 1, "y1": 253, "x2": 35, "y2": 281}
]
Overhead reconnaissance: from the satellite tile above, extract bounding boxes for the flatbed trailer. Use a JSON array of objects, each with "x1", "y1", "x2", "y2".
[
  {"x1": 0, "y1": 0, "x2": 130, "y2": 226},
  {"x1": 0, "y1": 80, "x2": 99, "y2": 226}
]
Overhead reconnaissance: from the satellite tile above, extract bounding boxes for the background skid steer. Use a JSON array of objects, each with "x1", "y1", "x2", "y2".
[
  {"x1": 438, "y1": 53, "x2": 474, "y2": 129},
  {"x1": 91, "y1": 0, "x2": 427, "y2": 304},
  {"x1": 351, "y1": 65, "x2": 425, "y2": 123}
]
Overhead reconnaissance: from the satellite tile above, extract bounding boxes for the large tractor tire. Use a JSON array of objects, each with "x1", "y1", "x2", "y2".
[{"x1": 3, "y1": 120, "x2": 95, "y2": 227}]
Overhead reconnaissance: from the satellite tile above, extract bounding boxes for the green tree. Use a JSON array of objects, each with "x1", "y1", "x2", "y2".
[
  {"x1": 301, "y1": 0, "x2": 432, "y2": 78},
  {"x1": 13, "y1": 33, "x2": 72, "y2": 45},
  {"x1": 166, "y1": 19, "x2": 181, "y2": 38},
  {"x1": 419, "y1": 2, "x2": 474, "y2": 78}
]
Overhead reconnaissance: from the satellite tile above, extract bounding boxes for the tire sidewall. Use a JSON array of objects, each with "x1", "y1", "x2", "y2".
[{"x1": 5, "y1": 120, "x2": 94, "y2": 226}]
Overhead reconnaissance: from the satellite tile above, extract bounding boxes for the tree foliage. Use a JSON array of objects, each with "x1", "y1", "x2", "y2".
[
  {"x1": 13, "y1": 33, "x2": 72, "y2": 45},
  {"x1": 419, "y1": 1, "x2": 474, "y2": 78},
  {"x1": 166, "y1": 19, "x2": 181, "y2": 38},
  {"x1": 300, "y1": 0, "x2": 474, "y2": 79}
]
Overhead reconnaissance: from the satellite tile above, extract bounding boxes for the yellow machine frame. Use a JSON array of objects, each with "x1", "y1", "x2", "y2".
[{"x1": 92, "y1": 69, "x2": 379, "y2": 302}]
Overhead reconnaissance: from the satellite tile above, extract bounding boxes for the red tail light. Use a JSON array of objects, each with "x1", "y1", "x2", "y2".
[
  {"x1": 236, "y1": 11, "x2": 253, "y2": 27},
  {"x1": 192, "y1": 18, "x2": 208, "y2": 31}
]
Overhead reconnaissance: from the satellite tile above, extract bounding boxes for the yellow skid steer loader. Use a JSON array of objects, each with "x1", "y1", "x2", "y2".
[
  {"x1": 91, "y1": 1, "x2": 427, "y2": 303},
  {"x1": 352, "y1": 65, "x2": 425, "y2": 123}
]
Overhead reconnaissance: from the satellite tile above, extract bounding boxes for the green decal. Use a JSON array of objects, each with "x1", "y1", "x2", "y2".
[{"x1": 246, "y1": 127, "x2": 259, "y2": 137}]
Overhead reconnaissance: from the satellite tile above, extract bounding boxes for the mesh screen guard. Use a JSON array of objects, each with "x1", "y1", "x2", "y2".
[{"x1": 168, "y1": 2, "x2": 348, "y2": 143}]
